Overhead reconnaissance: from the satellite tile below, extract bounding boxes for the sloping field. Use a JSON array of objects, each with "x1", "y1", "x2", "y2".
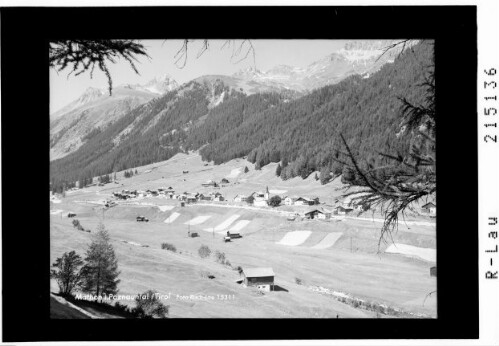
[
  {"x1": 51, "y1": 152, "x2": 436, "y2": 318},
  {"x1": 158, "y1": 205, "x2": 175, "y2": 212},
  {"x1": 385, "y1": 243, "x2": 436, "y2": 263},
  {"x1": 312, "y1": 233, "x2": 344, "y2": 249},
  {"x1": 228, "y1": 220, "x2": 251, "y2": 232},
  {"x1": 213, "y1": 214, "x2": 240, "y2": 231},
  {"x1": 164, "y1": 212, "x2": 180, "y2": 223},
  {"x1": 226, "y1": 168, "x2": 241, "y2": 178},
  {"x1": 277, "y1": 231, "x2": 312, "y2": 246},
  {"x1": 184, "y1": 215, "x2": 212, "y2": 226}
]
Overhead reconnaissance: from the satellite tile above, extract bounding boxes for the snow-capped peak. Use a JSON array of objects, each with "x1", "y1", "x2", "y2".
[{"x1": 140, "y1": 74, "x2": 179, "y2": 94}]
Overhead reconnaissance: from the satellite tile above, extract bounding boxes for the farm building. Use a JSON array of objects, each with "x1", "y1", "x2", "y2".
[
  {"x1": 186, "y1": 195, "x2": 198, "y2": 203},
  {"x1": 213, "y1": 194, "x2": 225, "y2": 202},
  {"x1": 202, "y1": 180, "x2": 218, "y2": 187},
  {"x1": 234, "y1": 195, "x2": 248, "y2": 202},
  {"x1": 421, "y1": 202, "x2": 437, "y2": 215},
  {"x1": 304, "y1": 209, "x2": 326, "y2": 220},
  {"x1": 294, "y1": 197, "x2": 316, "y2": 206},
  {"x1": 284, "y1": 197, "x2": 297, "y2": 205},
  {"x1": 334, "y1": 206, "x2": 354, "y2": 215},
  {"x1": 242, "y1": 267, "x2": 275, "y2": 292},
  {"x1": 198, "y1": 194, "x2": 212, "y2": 201}
]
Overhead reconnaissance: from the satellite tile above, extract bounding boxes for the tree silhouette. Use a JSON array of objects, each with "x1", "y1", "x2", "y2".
[
  {"x1": 50, "y1": 39, "x2": 256, "y2": 95},
  {"x1": 334, "y1": 40, "x2": 435, "y2": 246},
  {"x1": 50, "y1": 251, "x2": 84, "y2": 296},
  {"x1": 49, "y1": 40, "x2": 149, "y2": 95}
]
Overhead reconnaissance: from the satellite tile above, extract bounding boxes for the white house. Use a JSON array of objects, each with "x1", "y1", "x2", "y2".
[
  {"x1": 254, "y1": 199, "x2": 268, "y2": 207},
  {"x1": 234, "y1": 195, "x2": 248, "y2": 202}
]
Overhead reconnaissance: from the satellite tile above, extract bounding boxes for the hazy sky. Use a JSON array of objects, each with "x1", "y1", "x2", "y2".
[{"x1": 50, "y1": 39, "x2": 347, "y2": 113}]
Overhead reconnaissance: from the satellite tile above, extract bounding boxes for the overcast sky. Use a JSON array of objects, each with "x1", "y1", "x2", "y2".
[{"x1": 50, "y1": 39, "x2": 347, "y2": 113}]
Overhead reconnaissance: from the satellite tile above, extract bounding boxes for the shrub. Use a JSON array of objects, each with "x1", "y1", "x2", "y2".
[
  {"x1": 236, "y1": 266, "x2": 243, "y2": 275},
  {"x1": 268, "y1": 195, "x2": 282, "y2": 207},
  {"x1": 198, "y1": 245, "x2": 211, "y2": 258},
  {"x1": 200, "y1": 271, "x2": 215, "y2": 279},
  {"x1": 295, "y1": 277, "x2": 303, "y2": 285},
  {"x1": 72, "y1": 219, "x2": 81, "y2": 228},
  {"x1": 214, "y1": 250, "x2": 226, "y2": 263},
  {"x1": 224, "y1": 260, "x2": 231, "y2": 267},
  {"x1": 134, "y1": 290, "x2": 169, "y2": 318},
  {"x1": 161, "y1": 243, "x2": 177, "y2": 252}
]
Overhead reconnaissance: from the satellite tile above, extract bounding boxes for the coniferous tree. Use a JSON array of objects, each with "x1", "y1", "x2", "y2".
[
  {"x1": 319, "y1": 166, "x2": 331, "y2": 185},
  {"x1": 244, "y1": 166, "x2": 249, "y2": 173},
  {"x1": 81, "y1": 223, "x2": 120, "y2": 297},
  {"x1": 276, "y1": 163, "x2": 282, "y2": 177}
]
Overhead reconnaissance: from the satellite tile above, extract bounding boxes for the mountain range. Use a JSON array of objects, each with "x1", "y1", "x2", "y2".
[{"x1": 50, "y1": 40, "x2": 432, "y2": 192}]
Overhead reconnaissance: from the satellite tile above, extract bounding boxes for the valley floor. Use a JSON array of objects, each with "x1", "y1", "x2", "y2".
[{"x1": 50, "y1": 153, "x2": 436, "y2": 318}]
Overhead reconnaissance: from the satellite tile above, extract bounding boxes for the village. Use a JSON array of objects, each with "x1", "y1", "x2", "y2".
[{"x1": 50, "y1": 153, "x2": 437, "y2": 318}]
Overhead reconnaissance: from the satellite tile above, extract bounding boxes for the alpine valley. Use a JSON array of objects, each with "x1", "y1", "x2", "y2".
[{"x1": 50, "y1": 40, "x2": 431, "y2": 192}]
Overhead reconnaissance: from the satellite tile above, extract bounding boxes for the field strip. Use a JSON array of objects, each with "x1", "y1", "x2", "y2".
[
  {"x1": 214, "y1": 215, "x2": 240, "y2": 231},
  {"x1": 385, "y1": 243, "x2": 436, "y2": 262},
  {"x1": 346, "y1": 216, "x2": 435, "y2": 227},
  {"x1": 227, "y1": 168, "x2": 241, "y2": 178},
  {"x1": 164, "y1": 212, "x2": 180, "y2": 223},
  {"x1": 50, "y1": 209, "x2": 64, "y2": 215},
  {"x1": 188, "y1": 203, "x2": 291, "y2": 216},
  {"x1": 184, "y1": 215, "x2": 212, "y2": 225},
  {"x1": 277, "y1": 231, "x2": 312, "y2": 246},
  {"x1": 228, "y1": 220, "x2": 251, "y2": 232},
  {"x1": 158, "y1": 205, "x2": 175, "y2": 212},
  {"x1": 312, "y1": 233, "x2": 343, "y2": 249}
]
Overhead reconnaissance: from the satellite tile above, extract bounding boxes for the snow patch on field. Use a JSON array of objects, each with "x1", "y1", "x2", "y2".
[
  {"x1": 228, "y1": 220, "x2": 251, "y2": 232},
  {"x1": 50, "y1": 209, "x2": 64, "y2": 215},
  {"x1": 269, "y1": 189, "x2": 287, "y2": 194},
  {"x1": 227, "y1": 168, "x2": 241, "y2": 179},
  {"x1": 277, "y1": 231, "x2": 312, "y2": 246},
  {"x1": 214, "y1": 215, "x2": 240, "y2": 231},
  {"x1": 312, "y1": 233, "x2": 343, "y2": 249},
  {"x1": 164, "y1": 212, "x2": 180, "y2": 224},
  {"x1": 51, "y1": 199, "x2": 62, "y2": 204},
  {"x1": 385, "y1": 243, "x2": 436, "y2": 262},
  {"x1": 158, "y1": 205, "x2": 174, "y2": 212},
  {"x1": 184, "y1": 215, "x2": 212, "y2": 225}
]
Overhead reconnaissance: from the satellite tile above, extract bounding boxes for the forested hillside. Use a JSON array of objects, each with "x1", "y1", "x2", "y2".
[
  {"x1": 193, "y1": 41, "x2": 433, "y2": 180},
  {"x1": 50, "y1": 41, "x2": 433, "y2": 193},
  {"x1": 50, "y1": 81, "x2": 284, "y2": 192}
]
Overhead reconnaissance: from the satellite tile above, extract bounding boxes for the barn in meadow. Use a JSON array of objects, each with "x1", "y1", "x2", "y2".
[{"x1": 242, "y1": 267, "x2": 275, "y2": 292}]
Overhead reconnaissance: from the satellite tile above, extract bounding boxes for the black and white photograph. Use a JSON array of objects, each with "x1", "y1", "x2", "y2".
[
  {"x1": 48, "y1": 38, "x2": 437, "y2": 319},
  {"x1": 1, "y1": 3, "x2": 491, "y2": 344}
]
